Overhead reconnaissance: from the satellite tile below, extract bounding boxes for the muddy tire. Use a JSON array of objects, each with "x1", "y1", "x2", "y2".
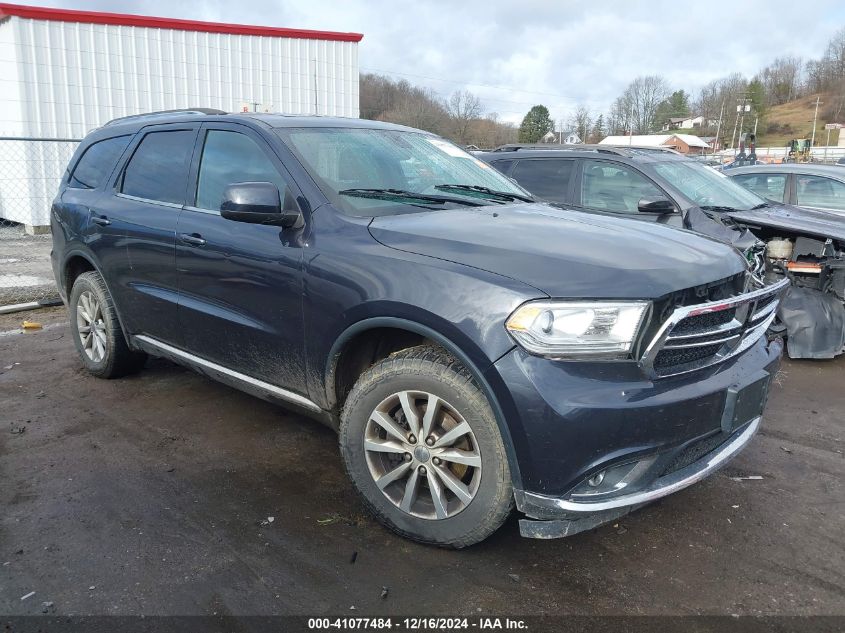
[
  {"x1": 69, "y1": 271, "x2": 147, "y2": 378},
  {"x1": 339, "y1": 345, "x2": 513, "y2": 548}
]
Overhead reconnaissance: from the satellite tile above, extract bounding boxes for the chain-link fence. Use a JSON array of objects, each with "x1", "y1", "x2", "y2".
[
  {"x1": 0, "y1": 137, "x2": 80, "y2": 229},
  {"x1": 1, "y1": 137, "x2": 79, "y2": 307}
]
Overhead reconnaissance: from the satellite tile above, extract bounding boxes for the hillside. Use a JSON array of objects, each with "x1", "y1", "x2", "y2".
[{"x1": 755, "y1": 93, "x2": 841, "y2": 147}]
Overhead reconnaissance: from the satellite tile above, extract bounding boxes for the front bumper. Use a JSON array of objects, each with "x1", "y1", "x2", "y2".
[
  {"x1": 486, "y1": 334, "x2": 782, "y2": 539},
  {"x1": 516, "y1": 416, "x2": 760, "y2": 538}
]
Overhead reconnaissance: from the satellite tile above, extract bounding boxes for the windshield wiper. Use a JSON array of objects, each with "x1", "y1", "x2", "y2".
[
  {"x1": 751, "y1": 202, "x2": 770, "y2": 209},
  {"x1": 435, "y1": 184, "x2": 534, "y2": 203},
  {"x1": 339, "y1": 188, "x2": 484, "y2": 207},
  {"x1": 699, "y1": 205, "x2": 741, "y2": 213}
]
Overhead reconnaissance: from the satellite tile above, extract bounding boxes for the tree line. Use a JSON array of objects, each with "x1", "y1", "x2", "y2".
[
  {"x1": 359, "y1": 27, "x2": 845, "y2": 148},
  {"x1": 359, "y1": 73, "x2": 518, "y2": 148},
  {"x1": 595, "y1": 27, "x2": 845, "y2": 144}
]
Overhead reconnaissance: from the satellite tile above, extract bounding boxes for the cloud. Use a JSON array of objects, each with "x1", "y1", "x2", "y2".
[{"x1": 21, "y1": 0, "x2": 845, "y2": 123}]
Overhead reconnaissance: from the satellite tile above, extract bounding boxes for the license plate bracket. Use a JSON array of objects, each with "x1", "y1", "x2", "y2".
[{"x1": 720, "y1": 370, "x2": 771, "y2": 434}]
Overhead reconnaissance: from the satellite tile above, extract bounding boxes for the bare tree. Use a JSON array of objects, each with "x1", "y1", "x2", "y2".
[
  {"x1": 446, "y1": 90, "x2": 483, "y2": 145},
  {"x1": 759, "y1": 56, "x2": 803, "y2": 105},
  {"x1": 620, "y1": 76, "x2": 670, "y2": 134},
  {"x1": 567, "y1": 105, "x2": 592, "y2": 143}
]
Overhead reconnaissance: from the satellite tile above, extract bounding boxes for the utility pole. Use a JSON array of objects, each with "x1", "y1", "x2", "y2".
[
  {"x1": 810, "y1": 95, "x2": 822, "y2": 148},
  {"x1": 629, "y1": 101, "x2": 634, "y2": 145},
  {"x1": 732, "y1": 96, "x2": 751, "y2": 153},
  {"x1": 715, "y1": 100, "x2": 724, "y2": 156}
]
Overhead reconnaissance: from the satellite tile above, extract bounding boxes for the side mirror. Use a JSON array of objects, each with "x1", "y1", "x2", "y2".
[
  {"x1": 637, "y1": 197, "x2": 675, "y2": 214},
  {"x1": 220, "y1": 182, "x2": 303, "y2": 228}
]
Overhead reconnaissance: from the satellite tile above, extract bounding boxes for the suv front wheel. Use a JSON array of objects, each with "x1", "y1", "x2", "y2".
[
  {"x1": 69, "y1": 271, "x2": 147, "y2": 378},
  {"x1": 339, "y1": 345, "x2": 513, "y2": 548}
]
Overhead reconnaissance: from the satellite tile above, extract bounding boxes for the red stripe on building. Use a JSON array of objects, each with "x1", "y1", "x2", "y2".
[{"x1": 0, "y1": 2, "x2": 363, "y2": 42}]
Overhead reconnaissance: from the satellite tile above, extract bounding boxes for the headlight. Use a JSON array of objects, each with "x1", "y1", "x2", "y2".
[{"x1": 505, "y1": 300, "x2": 649, "y2": 359}]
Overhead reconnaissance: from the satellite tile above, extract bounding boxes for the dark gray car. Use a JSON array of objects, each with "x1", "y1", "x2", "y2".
[{"x1": 480, "y1": 145, "x2": 845, "y2": 359}]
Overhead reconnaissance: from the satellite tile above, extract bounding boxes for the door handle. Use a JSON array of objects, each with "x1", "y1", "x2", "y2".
[
  {"x1": 91, "y1": 215, "x2": 111, "y2": 226},
  {"x1": 179, "y1": 233, "x2": 206, "y2": 246}
]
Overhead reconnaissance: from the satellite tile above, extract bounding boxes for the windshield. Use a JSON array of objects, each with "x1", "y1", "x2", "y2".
[
  {"x1": 275, "y1": 127, "x2": 529, "y2": 216},
  {"x1": 651, "y1": 160, "x2": 765, "y2": 211}
]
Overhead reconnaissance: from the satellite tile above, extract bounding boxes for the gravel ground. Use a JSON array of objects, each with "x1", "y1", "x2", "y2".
[
  {"x1": 1, "y1": 307, "x2": 843, "y2": 618},
  {"x1": 0, "y1": 227, "x2": 57, "y2": 305}
]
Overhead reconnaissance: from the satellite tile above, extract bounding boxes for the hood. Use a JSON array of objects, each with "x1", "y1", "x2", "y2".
[
  {"x1": 369, "y1": 204, "x2": 747, "y2": 299},
  {"x1": 726, "y1": 203, "x2": 845, "y2": 244},
  {"x1": 685, "y1": 207, "x2": 761, "y2": 252}
]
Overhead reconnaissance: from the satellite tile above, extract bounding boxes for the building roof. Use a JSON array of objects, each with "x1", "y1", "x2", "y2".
[
  {"x1": 600, "y1": 134, "x2": 709, "y2": 149},
  {"x1": 0, "y1": 2, "x2": 363, "y2": 42}
]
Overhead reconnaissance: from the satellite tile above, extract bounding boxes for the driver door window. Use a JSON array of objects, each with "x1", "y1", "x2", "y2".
[
  {"x1": 795, "y1": 175, "x2": 845, "y2": 211},
  {"x1": 195, "y1": 130, "x2": 291, "y2": 210},
  {"x1": 580, "y1": 160, "x2": 664, "y2": 213}
]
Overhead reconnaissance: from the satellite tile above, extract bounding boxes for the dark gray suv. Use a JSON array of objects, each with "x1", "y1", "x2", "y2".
[{"x1": 52, "y1": 112, "x2": 786, "y2": 547}]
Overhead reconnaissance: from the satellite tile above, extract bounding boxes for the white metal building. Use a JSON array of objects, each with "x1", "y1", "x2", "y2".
[{"x1": 0, "y1": 2, "x2": 362, "y2": 231}]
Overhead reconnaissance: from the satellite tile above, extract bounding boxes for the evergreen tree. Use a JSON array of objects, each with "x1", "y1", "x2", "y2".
[{"x1": 518, "y1": 105, "x2": 554, "y2": 143}]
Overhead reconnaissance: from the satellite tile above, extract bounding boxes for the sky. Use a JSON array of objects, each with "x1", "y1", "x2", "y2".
[{"x1": 20, "y1": 0, "x2": 845, "y2": 125}]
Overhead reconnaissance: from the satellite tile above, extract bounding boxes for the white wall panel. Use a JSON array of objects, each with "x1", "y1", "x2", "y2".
[
  {"x1": 0, "y1": 15, "x2": 359, "y2": 138},
  {"x1": 0, "y1": 14, "x2": 359, "y2": 225}
]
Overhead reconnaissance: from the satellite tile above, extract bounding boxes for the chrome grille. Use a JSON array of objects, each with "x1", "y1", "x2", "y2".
[{"x1": 640, "y1": 277, "x2": 790, "y2": 378}]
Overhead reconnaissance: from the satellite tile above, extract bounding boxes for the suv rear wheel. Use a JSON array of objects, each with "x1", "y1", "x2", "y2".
[
  {"x1": 69, "y1": 271, "x2": 147, "y2": 378},
  {"x1": 339, "y1": 345, "x2": 513, "y2": 548}
]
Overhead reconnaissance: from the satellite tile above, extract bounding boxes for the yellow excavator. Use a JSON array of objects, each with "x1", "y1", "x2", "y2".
[{"x1": 785, "y1": 138, "x2": 812, "y2": 163}]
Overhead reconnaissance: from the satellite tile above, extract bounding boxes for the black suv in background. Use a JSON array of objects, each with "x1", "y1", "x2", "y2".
[{"x1": 52, "y1": 111, "x2": 787, "y2": 547}]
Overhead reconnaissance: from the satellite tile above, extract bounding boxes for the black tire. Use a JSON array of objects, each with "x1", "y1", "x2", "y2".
[
  {"x1": 339, "y1": 345, "x2": 513, "y2": 548},
  {"x1": 68, "y1": 271, "x2": 147, "y2": 378}
]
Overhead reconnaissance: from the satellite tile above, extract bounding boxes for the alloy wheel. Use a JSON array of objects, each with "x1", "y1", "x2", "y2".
[
  {"x1": 363, "y1": 390, "x2": 482, "y2": 520},
  {"x1": 76, "y1": 290, "x2": 107, "y2": 363}
]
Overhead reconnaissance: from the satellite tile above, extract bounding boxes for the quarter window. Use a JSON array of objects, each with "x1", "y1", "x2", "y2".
[
  {"x1": 68, "y1": 136, "x2": 130, "y2": 189},
  {"x1": 511, "y1": 159, "x2": 574, "y2": 203},
  {"x1": 121, "y1": 130, "x2": 196, "y2": 205},
  {"x1": 195, "y1": 130, "x2": 290, "y2": 210},
  {"x1": 796, "y1": 175, "x2": 845, "y2": 211},
  {"x1": 732, "y1": 173, "x2": 787, "y2": 202},
  {"x1": 581, "y1": 160, "x2": 664, "y2": 213},
  {"x1": 489, "y1": 159, "x2": 515, "y2": 175}
]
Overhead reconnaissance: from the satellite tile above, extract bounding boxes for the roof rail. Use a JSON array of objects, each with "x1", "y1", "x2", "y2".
[
  {"x1": 489, "y1": 143, "x2": 629, "y2": 156},
  {"x1": 603, "y1": 145, "x2": 684, "y2": 155},
  {"x1": 104, "y1": 108, "x2": 227, "y2": 126}
]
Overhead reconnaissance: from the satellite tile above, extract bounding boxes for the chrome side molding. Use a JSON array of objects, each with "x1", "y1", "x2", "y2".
[{"x1": 133, "y1": 334, "x2": 322, "y2": 413}]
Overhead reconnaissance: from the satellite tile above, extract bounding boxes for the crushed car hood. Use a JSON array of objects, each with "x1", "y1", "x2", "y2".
[
  {"x1": 726, "y1": 203, "x2": 845, "y2": 244},
  {"x1": 369, "y1": 204, "x2": 747, "y2": 299}
]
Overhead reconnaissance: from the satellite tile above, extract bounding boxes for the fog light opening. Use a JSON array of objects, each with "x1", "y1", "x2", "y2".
[{"x1": 569, "y1": 457, "x2": 657, "y2": 500}]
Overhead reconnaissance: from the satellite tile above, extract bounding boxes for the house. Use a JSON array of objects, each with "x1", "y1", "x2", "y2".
[
  {"x1": 599, "y1": 134, "x2": 711, "y2": 155},
  {"x1": 541, "y1": 130, "x2": 583, "y2": 144},
  {"x1": 663, "y1": 115, "x2": 706, "y2": 130},
  {"x1": 701, "y1": 136, "x2": 721, "y2": 152}
]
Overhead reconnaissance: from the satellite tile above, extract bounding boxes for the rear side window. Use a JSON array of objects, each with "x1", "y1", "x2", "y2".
[
  {"x1": 511, "y1": 159, "x2": 574, "y2": 203},
  {"x1": 121, "y1": 130, "x2": 196, "y2": 205},
  {"x1": 68, "y1": 136, "x2": 130, "y2": 189}
]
